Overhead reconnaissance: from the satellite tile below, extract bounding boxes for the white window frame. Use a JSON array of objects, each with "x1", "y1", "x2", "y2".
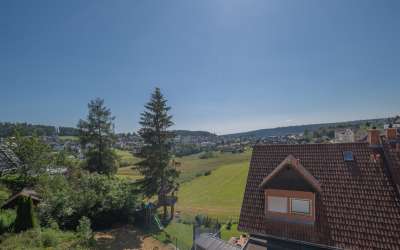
[
  {"x1": 267, "y1": 196, "x2": 288, "y2": 213},
  {"x1": 290, "y1": 198, "x2": 312, "y2": 215}
]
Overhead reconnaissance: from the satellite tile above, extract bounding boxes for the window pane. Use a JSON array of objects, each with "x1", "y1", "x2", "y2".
[
  {"x1": 291, "y1": 198, "x2": 311, "y2": 214},
  {"x1": 268, "y1": 196, "x2": 287, "y2": 213}
]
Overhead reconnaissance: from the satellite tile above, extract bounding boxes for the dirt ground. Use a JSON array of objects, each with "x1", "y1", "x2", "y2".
[{"x1": 94, "y1": 225, "x2": 175, "y2": 250}]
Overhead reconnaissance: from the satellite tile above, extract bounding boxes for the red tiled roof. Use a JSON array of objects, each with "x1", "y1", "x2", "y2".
[{"x1": 239, "y1": 143, "x2": 400, "y2": 249}]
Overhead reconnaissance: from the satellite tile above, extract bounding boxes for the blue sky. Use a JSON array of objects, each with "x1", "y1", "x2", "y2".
[{"x1": 0, "y1": 0, "x2": 399, "y2": 134}]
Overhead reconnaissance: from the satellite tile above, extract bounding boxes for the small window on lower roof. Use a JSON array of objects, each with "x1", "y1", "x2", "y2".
[
  {"x1": 343, "y1": 151, "x2": 354, "y2": 161},
  {"x1": 291, "y1": 198, "x2": 311, "y2": 215}
]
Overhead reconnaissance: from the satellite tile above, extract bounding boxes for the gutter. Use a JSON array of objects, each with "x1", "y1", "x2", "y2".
[{"x1": 249, "y1": 232, "x2": 343, "y2": 250}]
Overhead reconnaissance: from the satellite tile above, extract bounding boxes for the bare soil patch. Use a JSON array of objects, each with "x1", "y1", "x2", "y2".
[{"x1": 95, "y1": 225, "x2": 174, "y2": 250}]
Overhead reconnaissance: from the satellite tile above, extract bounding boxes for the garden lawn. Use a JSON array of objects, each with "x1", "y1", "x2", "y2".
[
  {"x1": 153, "y1": 222, "x2": 193, "y2": 250},
  {"x1": 220, "y1": 223, "x2": 244, "y2": 241}
]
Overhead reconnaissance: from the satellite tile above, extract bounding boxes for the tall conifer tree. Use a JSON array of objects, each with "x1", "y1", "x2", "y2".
[
  {"x1": 78, "y1": 98, "x2": 118, "y2": 175},
  {"x1": 137, "y1": 88, "x2": 179, "y2": 219}
]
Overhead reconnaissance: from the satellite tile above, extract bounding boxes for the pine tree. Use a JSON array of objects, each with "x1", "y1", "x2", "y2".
[
  {"x1": 137, "y1": 88, "x2": 179, "y2": 219},
  {"x1": 78, "y1": 98, "x2": 118, "y2": 175},
  {"x1": 14, "y1": 196, "x2": 36, "y2": 232}
]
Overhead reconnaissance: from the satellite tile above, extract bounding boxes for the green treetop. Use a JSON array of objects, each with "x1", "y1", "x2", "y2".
[{"x1": 78, "y1": 98, "x2": 118, "y2": 175}]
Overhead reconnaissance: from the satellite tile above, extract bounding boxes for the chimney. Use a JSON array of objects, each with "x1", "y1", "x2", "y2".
[
  {"x1": 386, "y1": 127, "x2": 398, "y2": 140},
  {"x1": 368, "y1": 128, "x2": 381, "y2": 146}
]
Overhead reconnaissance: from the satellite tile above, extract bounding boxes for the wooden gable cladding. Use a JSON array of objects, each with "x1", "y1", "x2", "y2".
[{"x1": 260, "y1": 155, "x2": 322, "y2": 193}]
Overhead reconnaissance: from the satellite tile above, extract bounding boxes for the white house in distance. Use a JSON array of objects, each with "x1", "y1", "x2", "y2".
[{"x1": 334, "y1": 128, "x2": 355, "y2": 143}]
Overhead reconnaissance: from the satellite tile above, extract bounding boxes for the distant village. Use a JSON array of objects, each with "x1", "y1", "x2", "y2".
[{"x1": 2, "y1": 116, "x2": 399, "y2": 159}]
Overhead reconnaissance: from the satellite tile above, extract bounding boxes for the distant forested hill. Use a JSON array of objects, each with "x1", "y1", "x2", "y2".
[
  {"x1": 0, "y1": 122, "x2": 79, "y2": 137},
  {"x1": 220, "y1": 118, "x2": 388, "y2": 139},
  {"x1": 173, "y1": 130, "x2": 217, "y2": 138}
]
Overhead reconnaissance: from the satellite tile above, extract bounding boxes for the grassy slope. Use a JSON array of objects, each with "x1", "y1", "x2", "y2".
[
  {"x1": 176, "y1": 150, "x2": 251, "y2": 183},
  {"x1": 114, "y1": 149, "x2": 142, "y2": 180},
  {"x1": 118, "y1": 150, "x2": 251, "y2": 247},
  {"x1": 176, "y1": 160, "x2": 250, "y2": 221},
  {"x1": 116, "y1": 149, "x2": 251, "y2": 183}
]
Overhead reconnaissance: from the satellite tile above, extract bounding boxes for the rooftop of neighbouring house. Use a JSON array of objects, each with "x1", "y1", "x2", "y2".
[
  {"x1": 1, "y1": 188, "x2": 41, "y2": 209},
  {"x1": 239, "y1": 128, "x2": 400, "y2": 249},
  {"x1": 195, "y1": 234, "x2": 241, "y2": 250},
  {"x1": 0, "y1": 143, "x2": 21, "y2": 174}
]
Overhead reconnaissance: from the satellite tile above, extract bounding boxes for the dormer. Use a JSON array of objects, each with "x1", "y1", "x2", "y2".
[{"x1": 260, "y1": 155, "x2": 321, "y2": 224}]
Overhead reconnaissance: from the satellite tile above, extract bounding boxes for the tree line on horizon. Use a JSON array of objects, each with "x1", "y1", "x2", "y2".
[{"x1": 0, "y1": 122, "x2": 79, "y2": 138}]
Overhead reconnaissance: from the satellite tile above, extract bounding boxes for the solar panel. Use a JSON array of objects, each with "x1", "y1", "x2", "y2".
[{"x1": 343, "y1": 151, "x2": 354, "y2": 161}]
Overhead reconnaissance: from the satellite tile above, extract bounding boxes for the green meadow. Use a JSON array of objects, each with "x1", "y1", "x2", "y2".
[
  {"x1": 176, "y1": 160, "x2": 249, "y2": 221},
  {"x1": 116, "y1": 148, "x2": 251, "y2": 245}
]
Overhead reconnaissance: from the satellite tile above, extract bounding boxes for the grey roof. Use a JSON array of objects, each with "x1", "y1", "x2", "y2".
[
  {"x1": 195, "y1": 234, "x2": 241, "y2": 250},
  {"x1": 0, "y1": 144, "x2": 21, "y2": 174}
]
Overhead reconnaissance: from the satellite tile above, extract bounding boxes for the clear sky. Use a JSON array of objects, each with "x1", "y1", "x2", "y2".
[{"x1": 1, "y1": 0, "x2": 399, "y2": 134}]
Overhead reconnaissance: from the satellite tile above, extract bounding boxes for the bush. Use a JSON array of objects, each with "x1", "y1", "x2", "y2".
[
  {"x1": 37, "y1": 173, "x2": 138, "y2": 229},
  {"x1": 41, "y1": 229, "x2": 60, "y2": 247},
  {"x1": 0, "y1": 209, "x2": 16, "y2": 234},
  {"x1": 14, "y1": 197, "x2": 37, "y2": 233},
  {"x1": 0, "y1": 228, "x2": 80, "y2": 249},
  {"x1": 204, "y1": 171, "x2": 211, "y2": 176},
  {"x1": 77, "y1": 216, "x2": 92, "y2": 242},
  {"x1": 226, "y1": 220, "x2": 232, "y2": 230},
  {"x1": 0, "y1": 185, "x2": 11, "y2": 207},
  {"x1": 0, "y1": 175, "x2": 26, "y2": 194},
  {"x1": 199, "y1": 151, "x2": 215, "y2": 159}
]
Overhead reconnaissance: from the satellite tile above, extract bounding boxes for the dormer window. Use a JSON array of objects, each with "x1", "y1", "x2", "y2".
[
  {"x1": 267, "y1": 196, "x2": 312, "y2": 215},
  {"x1": 265, "y1": 189, "x2": 315, "y2": 223},
  {"x1": 291, "y1": 198, "x2": 311, "y2": 215},
  {"x1": 267, "y1": 196, "x2": 288, "y2": 213},
  {"x1": 260, "y1": 155, "x2": 321, "y2": 224}
]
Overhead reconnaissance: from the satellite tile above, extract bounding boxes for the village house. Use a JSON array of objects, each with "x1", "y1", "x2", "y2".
[
  {"x1": 239, "y1": 127, "x2": 400, "y2": 249},
  {"x1": 334, "y1": 128, "x2": 355, "y2": 143}
]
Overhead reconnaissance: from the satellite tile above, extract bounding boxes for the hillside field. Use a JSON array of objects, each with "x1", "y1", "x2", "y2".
[
  {"x1": 176, "y1": 160, "x2": 249, "y2": 221},
  {"x1": 116, "y1": 149, "x2": 252, "y2": 184},
  {"x1": 116, "y1": 148, "x2": 252, "y2": 244}
]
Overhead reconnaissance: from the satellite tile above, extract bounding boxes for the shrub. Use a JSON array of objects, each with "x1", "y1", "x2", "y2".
[
  {"x1": 0, "y1": 209, "x2": 16, "y2": 234},
  {"x1": 204, "y1": 170, "x2": 211, "y2": 176},
  {"x1": 37, "y1": 173, "x2": 138, "y2": 229},
  {"x1": 14, "y1": 196, "x2": 37, "y2": 233},
  {"x1": 226, "y1": 220, "x2": 232, "y2": 230},
  {"x1": 0, "y1": 185, "x2": 11, "y2": 207},
  {"x1": 77, "y1": 216, "x2": 93, "y2": 246},
  {"x1": 199, "y1": 151, "x2": 215, "y2": 159},
  {"x1": 41, "y1": 229, "x2": 60, "y2": 247},
  {"x1": 0, "y1": 228, "x2": 80, "y2": 249},
  {"x1": 48, "y1": 218, "x2": 59, "y2": 230},
  {"x1": 77, "y1": 216, "x2": 91, "y2": 238}
]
